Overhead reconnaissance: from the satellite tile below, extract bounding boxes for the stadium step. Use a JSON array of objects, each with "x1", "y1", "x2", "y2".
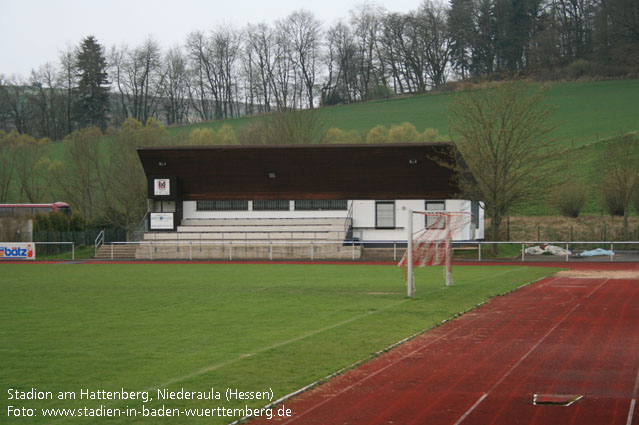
[
  {"x1": 144, "y1": 217, "x2": 349, "y2": 243},
  {"x1": 136, "y1": 217, "x2": 358, "y2": 260},
  {"x1": 180, "y1": 218, "x2": 346, "y2": 226},
  {"x1": 94, "y1": 245, "x2": 137, "y2": 260}
]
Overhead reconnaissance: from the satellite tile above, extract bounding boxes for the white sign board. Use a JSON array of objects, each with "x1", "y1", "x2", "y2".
[
  {"x1": 0, "y1": 242, "x2": 36, "y2": 260},
  {"x1": 150, "y1": 213, "x2": 174, "y2": 230},
  {"x1": 154, "y1": 178, "x2": 171, "y2": 196}
]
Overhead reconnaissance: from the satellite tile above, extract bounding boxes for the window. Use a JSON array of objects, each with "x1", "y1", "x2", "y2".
[
  {"x1": 32, "y1": 207, "x2": 53, "y2": 215},
  {"x1": 375, "y1": 201, "x2": 395, "y2": 228},
  {"x1": 425, "y1": 200, "x2": 446, "y2": 229},
  {"x1": 294, "y1": 200, "x2": 348, "y2": 211},
  {"x1": 253, "y1": 200, "x2": 290, "y2": 211},
  {"x1": 58, "y1": 206, "x2": 72, "y2": 216},
  {"x1": 471, "y1": 201, "x2": 480, "y2": 229},
  {"x1": 196, "y1": 200, "x2": 249, "y2": 211}
]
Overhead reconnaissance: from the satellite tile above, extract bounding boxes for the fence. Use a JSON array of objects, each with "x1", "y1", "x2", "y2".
[
  {"x1": 496, "y1": 216, "x2": 639, "y2": 242},
  {"x1": 33, "y1": 228, "x2": 127, "y2": 255},
  {"x1": 90, "y1": 239, "x2": 639, "y2": 262}
]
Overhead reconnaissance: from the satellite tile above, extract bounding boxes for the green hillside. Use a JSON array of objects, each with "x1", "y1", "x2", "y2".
[{"x1": 171, "y1": 79, "x2": 639, "y2": 150}]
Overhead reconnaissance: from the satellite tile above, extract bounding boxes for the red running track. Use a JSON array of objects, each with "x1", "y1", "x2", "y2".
[{"x1": 251, "y1": 275, "x2": 639, "y2": 425}]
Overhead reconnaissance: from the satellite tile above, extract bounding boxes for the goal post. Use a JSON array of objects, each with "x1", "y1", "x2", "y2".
[{"x1": 399, "y1": 209, "x2": 472, "y2": 297}]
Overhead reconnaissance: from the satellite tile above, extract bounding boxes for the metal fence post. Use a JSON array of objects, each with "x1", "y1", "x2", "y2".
[
  {"x1": 611, "y1": 242, "x2": 614, "y2": 262},
  {"x1": 521, "y1": 243, "x2": 525, "y2": 262},
  {"x1": 478, "y1": 242, "x2": 482, "y2": 261}
]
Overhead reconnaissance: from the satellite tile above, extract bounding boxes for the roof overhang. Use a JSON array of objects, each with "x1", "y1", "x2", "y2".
[{"x1": 137, "y1": 143, "x2": 457, "y2": 200}]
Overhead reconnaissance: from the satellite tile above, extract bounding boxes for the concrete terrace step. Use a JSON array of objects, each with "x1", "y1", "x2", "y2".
[
  {"x1": 144, "y1": 231, "x2": 343, "y2": 242},
  {"x1": 177, "y1": 225, "x2": 341, "y2": 233},
  {"x1": 181, "y1": 218, "x2": 346, "y2": 226}
]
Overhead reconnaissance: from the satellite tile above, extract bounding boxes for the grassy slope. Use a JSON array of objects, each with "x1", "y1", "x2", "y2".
[
  {"x1": 0, "y1": 263, "x2": 556, "y2": 424},
  {"x1": 170, "y1": 79, "x2": 639, "y2": 150}
]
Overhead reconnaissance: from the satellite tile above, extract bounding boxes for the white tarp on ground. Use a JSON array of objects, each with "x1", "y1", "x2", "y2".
[
  {"x1": 579, "y1": 248, "x2": 615, "y2": 257},
  {"x1": 525, "y1": 244, "x2": 572, "y2": 256}
]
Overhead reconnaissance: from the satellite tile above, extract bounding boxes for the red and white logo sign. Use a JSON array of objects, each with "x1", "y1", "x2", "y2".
[{"x1": 154, "y1": 178, "x2": 170, "y2": 196}]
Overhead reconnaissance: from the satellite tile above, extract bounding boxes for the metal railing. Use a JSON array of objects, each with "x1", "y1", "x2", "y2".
[
  {"x1": 92, "y1": 239, "x2": 639, "y2": 262},
  {"x1": 94, "y1": 229, "x2": 105, "y2": 257},
  {"x1": 103, "y1": 239, "x2": 362, "y2": 261}
]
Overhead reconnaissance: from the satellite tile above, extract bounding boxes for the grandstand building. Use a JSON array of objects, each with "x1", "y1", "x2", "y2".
[{"x1": 135, "y1": 143, "x2": 484, "y2": 259}]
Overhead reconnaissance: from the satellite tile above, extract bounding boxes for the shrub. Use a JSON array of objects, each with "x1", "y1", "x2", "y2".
[
  {"x1": 388, "y1": 122, "x2": 419, "y2": 143},
  {"x1": 217, "y1": 124, "x2": 238, "y2": 145},
  {"x1": 366, "y1": 125, "x2": 389, "y2": 144},
  {"x1": 187, "y1": 128, "x2": 216, "y2": 145},
  {"x1": 321, "y1": 127, "x2": 347, "y2": 144},
  {"x1": 321, "y1": 128, "x2": 362, "y2": 144},
  {"x1": 549, "y1": 180, "x2": 588, "y2": 217},
  {"x1": 420, "y1": 128, "x2": 445, "y2": 142},
  {"x1": 601, "y1": 172, "x2": 627, "y2": 216},
  {"x1": 565, "y1": 59, "x2": 591, "y2": 79}
]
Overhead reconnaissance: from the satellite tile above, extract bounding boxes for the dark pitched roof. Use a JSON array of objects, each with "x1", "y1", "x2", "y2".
[{"x1": 137, "y1": 143, "x2": 457, "y2": 200}]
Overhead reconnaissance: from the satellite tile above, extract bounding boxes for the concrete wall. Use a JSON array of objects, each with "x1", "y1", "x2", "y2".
[{"x1": 352, "y1": 199, "x2": 484, "y2": 242}]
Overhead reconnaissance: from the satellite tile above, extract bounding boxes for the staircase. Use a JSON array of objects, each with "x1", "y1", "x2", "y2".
[{"x1": 94, "y1": 244, "x2": 137, "y2": 260}]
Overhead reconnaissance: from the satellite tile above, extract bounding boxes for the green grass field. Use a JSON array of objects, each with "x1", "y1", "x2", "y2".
[{"x1": 1, "y1": 263, "x2": 558, "y2": 424}]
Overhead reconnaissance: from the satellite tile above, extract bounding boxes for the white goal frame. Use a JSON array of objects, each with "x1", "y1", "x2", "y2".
[{"x1": 404, "y1": 209, "x2": 472, "y2": 298}]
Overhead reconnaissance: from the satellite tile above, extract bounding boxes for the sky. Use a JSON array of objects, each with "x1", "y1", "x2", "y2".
[{"x1": 1, "y1": 0, "x2": 422, "y2": 78}]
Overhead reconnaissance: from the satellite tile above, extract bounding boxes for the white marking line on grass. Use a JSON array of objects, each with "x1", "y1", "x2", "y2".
[
  {"x1": 454, "y1": 278, "x2": 610, "y2": 425},
  {"x1": 149, "y1": 299, "x2": 409, "y2": 391}
]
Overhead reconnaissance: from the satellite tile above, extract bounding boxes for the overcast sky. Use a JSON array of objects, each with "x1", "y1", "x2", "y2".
[{"x1": 1, "y1": 0, "x2": 422, "y2": 78}]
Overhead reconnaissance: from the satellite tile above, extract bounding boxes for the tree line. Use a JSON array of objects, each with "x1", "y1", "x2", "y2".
[{"x1": 1, "y1": 0, "x2": 638, "y2": 141}]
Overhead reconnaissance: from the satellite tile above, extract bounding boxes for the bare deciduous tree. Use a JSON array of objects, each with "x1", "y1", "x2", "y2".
[{"x1": 448, "y1": 81, "x2": 557, "y2": 243}]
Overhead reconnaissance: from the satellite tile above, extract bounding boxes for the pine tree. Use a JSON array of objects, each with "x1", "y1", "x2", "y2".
[{"x1": 75, "y1": 35, "x2": 110, "y2": 130}]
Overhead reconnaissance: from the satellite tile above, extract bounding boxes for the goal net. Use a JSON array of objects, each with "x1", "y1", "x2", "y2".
[{"x1": 398, "y1": 210, "x2": 472, "y2": 297}]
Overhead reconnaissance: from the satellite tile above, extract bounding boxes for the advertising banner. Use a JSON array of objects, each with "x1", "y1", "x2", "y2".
[{"x1": 0, "y1": 243, "x2": 36, "y2": 260}]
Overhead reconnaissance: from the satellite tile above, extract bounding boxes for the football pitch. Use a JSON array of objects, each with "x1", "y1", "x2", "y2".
[{"x1": 1, "y1": 263, "x2": 557, "y2": 424}]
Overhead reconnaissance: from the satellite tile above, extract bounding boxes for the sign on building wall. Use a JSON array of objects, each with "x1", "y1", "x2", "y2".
[
  {"x1": 0, "y1": 242, "x2": 35, "y2": 260},
  {"x1": 148, "y1": 176, "x2": 178, "y2": 200},
  {"x1": 150, "y1": 213, "x2": 174, "y2": 230},
  {"x1": 154, "y1": 178, "x2": 171, "y2": 196}
]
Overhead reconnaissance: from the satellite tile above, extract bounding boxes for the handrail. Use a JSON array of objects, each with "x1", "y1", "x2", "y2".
[
  {"x1": 129, "y1": 211, "x2": 150, "y2": 242},
  {"x1": 94, "y1": 229, "x2": 105, "y2": 257},
  {"x1": 343, "y1": 202, "x2": 354, "y2": 239}
]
